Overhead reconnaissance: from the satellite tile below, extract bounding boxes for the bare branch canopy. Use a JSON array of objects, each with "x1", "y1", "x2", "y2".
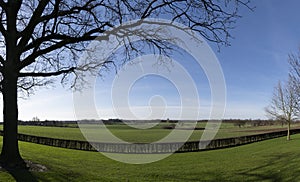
[
  {"x1": 0, "y1": 0, "x2": 252, "y2": 93},
  {"x1": 0, "y1": 0, "x2": 252, "y2": 168}
]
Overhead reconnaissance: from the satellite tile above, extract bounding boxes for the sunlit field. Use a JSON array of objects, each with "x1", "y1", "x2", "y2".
[{"x1": 0, "y1": 122, "x2": 299, "y2": 143}]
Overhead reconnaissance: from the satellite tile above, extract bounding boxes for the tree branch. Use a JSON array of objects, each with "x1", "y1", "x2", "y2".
[
  {"x1": 0, "y1": 0, "x2": 7, "y2": 9},
  {"x1": 21, "y1": 22, "x2": 111, "y2": 53},
  {"x1": 19, "y1": 67, "x2": 76, "y2": 77},
  {"x1": 0, "y1": 54, "x2": 4, "y2": 65},
  {"x1": 18, "y1": 34, "x2": 103, "y2": 70},
  {"x1": 0, "y1": 3, "x2": 7, "y2": 37},
  {"x1": 18, "y1": 0, "x2": 50, "y2": 50},
  {"x1": 37, "y1": 0, "x2": 97, "y2": 24}
]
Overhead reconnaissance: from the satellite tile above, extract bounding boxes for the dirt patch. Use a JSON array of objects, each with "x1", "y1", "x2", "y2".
[
  {"x1": 175, "y1": 127, "x2": 205, "y2": 130},
  {"x1": 235, "y1": 127, "x2": 300, "y2": 133},
  {"x1": 162, "y1": 126, "x2": 205, "y2": 130},
  {"x1": 0, "y1": 160, "x2": 47, "y2": 172},
  {"x1": 25, "y1": 160, "x2": 48, "y2": 172}
]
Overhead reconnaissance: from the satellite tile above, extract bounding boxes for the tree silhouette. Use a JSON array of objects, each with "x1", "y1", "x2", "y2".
[
  {"x1": 265, "y1": 77, "x2": 299, "y2": 141},
  {"x1": 266, "y1": 51, "x2": 300, "y2": 141},
  {"x1": 0, "y1": 0, "x2": 251, "y2": 169}
]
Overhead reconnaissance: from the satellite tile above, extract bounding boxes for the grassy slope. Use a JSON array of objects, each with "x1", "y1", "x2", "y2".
[{"x1": 0, "y1": 134, "x2": 300, "y2": 181}]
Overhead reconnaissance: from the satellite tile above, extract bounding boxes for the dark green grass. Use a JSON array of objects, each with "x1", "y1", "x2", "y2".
[{"x1": 1, "y1": 134, "x2": 300, "y2": 181}]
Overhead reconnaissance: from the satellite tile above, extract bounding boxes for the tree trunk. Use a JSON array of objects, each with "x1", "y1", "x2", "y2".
[
  {"x1": 287, "y1": 121, "x2": 291, "y2": 141},
  {"x1": 0, "y1": 1, "x2": 26, "y2": 169},
  {"x1": 0, "y1": 76, "x2": 26, "y2": 169}
]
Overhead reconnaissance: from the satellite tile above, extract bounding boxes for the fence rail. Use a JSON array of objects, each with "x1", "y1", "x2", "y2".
[{"x1": 0, "y1": 129, "x2": 299, "y2": 153}]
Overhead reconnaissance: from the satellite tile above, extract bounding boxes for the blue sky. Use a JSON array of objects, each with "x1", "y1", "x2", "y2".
[
  {"x1": 5, "y1": 0, "x2": 300, "y2": 121},
  {"x1": 216, "y1": 0, "x2": 300, "y2": 119}
]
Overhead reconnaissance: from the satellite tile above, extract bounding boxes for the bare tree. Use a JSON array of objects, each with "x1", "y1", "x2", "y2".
[
  {"x1": 289, "y1": 50, "x2": 300, "y2": 109},
  {"x1": 265, "y1": 76, "x2": 299, "y2": 141},
  {"x1": 0, "y1": 0, "x2": 251, "y2": 169},
  {"x1": 289, "y1": 51, "x2": 300, "y2": 78}
]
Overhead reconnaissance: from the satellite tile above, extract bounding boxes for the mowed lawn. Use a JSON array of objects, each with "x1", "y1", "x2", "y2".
[
  {"x1": 0, "y1": 134, "x2": 300, "y2": 181},
  {"x1": 0, "y1": 122, "x2": 297, "y2": 143}
]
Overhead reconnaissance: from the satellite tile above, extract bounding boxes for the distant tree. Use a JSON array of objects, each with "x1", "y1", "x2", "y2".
[
  {"x1": 0, "y1": 0, "x2": 251, "y2": 169},
  {"x1": 233, "y1": 120, "x2": 247, "y2": 128},
  {"x1": 31, "y1": 116, "x2": 40, "y2": 122},
  {"x1": 265, "y1": 76, "x2": 299, "y2": 140}
]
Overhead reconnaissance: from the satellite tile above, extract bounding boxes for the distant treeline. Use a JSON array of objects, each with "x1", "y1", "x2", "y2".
[
  {"x1": 219, "y1": 119, "x2": 300, "y2": 128},
  {"x1": 3, "y1": 118, "x2": 297, "y2": 128},
  {"x1": 15, "y1": 119, "x2": 123, "y2": 127}
]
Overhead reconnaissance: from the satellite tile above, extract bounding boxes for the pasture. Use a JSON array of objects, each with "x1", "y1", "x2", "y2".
[{"x1": 0, "y1": 122, "x2": 299, "y2": 143}]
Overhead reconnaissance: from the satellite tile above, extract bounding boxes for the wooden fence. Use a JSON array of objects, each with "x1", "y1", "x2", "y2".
[{"x1": 0, "y1": 129, "x2": 299, "y2": 153}]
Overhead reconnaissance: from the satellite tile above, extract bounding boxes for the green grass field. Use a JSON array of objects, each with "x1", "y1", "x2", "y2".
[
  {"x1": 0, "y1": 134, "x2": 300, "y2": 181},
  {"x1": 0, "y1": 122, "x2": 297, "y2": 143}
]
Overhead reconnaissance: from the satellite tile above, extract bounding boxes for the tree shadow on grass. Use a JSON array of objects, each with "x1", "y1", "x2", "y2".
[
  {"x1": 237, "y1": 152, "x2": 300, "y2": 181},
  {"x1": 4, "y1": 168, "x2": 38, "y2": 182},
  {"x1": 1, "y1": 160, "x2": 48, "y2": 182}
]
